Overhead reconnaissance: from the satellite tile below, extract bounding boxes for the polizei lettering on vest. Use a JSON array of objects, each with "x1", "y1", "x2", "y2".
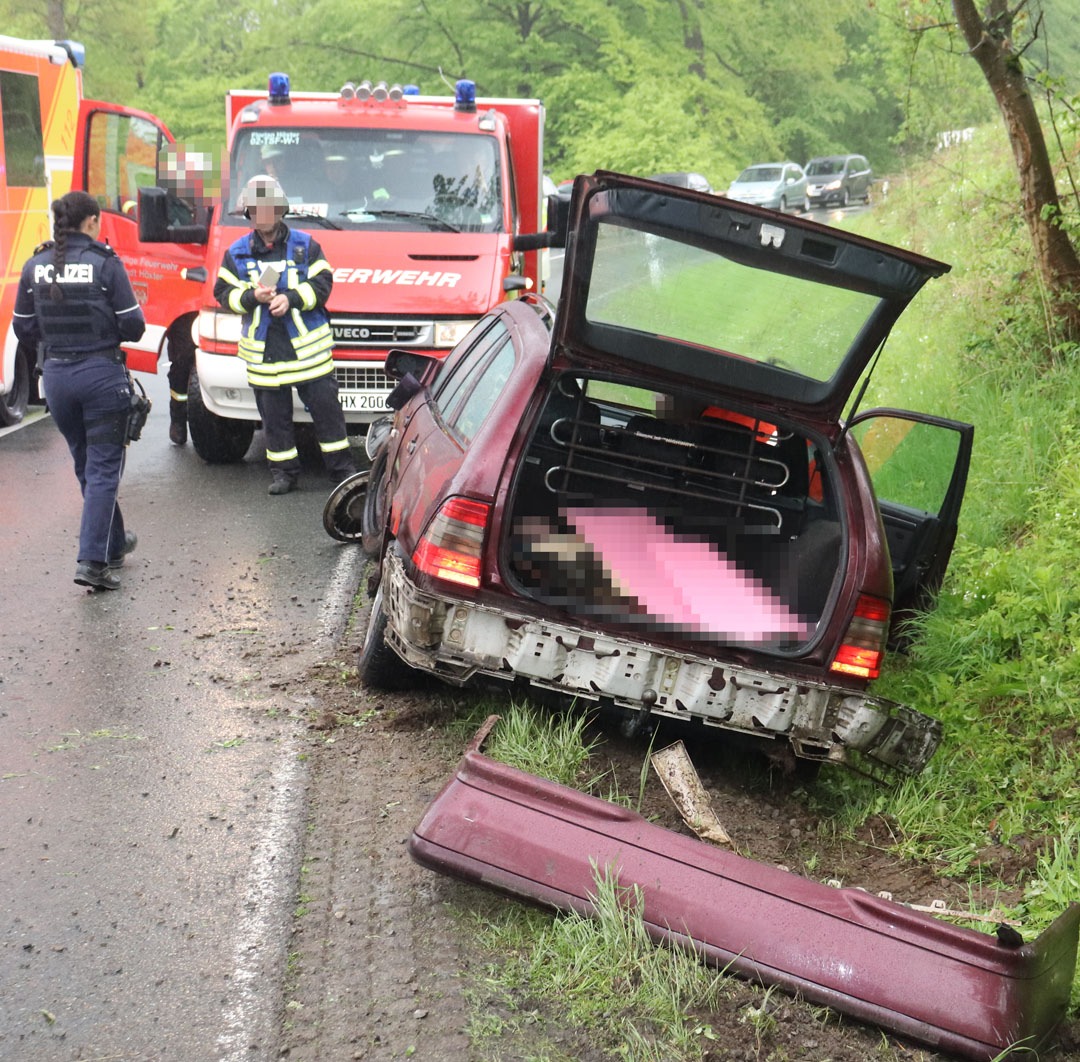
[
  {"x1": 34, "y1": 263, "x2": 95, "y2": 284},
  {"x1": 333, "y1": 268, "x2": 461, "y2": 287}
]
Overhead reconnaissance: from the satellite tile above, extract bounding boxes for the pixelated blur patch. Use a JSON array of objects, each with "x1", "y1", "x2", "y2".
[
  {"x1": 159, "y1": 144, "x2": 221, "y2": 211},
  {"x1": 562, "y1": 506, "x2": 812, "y2": 640},
  {"x1": 512, "y1": 506, "x2": 813, "y2": 642}
]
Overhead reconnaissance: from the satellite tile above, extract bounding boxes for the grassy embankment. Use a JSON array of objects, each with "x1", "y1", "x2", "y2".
[{"x1": 448, "y1": 125, "x2": 1080, "y2": 1060}]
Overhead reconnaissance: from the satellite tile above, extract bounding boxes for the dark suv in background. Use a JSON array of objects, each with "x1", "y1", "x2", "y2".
[{"x1": 805, "y1": 154, "x2": 872, "y2": 208}]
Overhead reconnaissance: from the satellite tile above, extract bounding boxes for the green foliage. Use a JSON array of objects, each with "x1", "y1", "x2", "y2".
[
  {"x1": 7, "y1": 0, "x2": 1080, "y2": 190},
  {"x1": 872, "y1": 0, "x2": 997, "y2": 159}
]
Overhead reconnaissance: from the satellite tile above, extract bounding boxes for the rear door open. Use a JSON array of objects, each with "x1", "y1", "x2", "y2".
[
  {"x1": 848, "y1": 409, "x2": 974, "y2": 640},
  {"x1": 551, "y1": 171, "x2": 951, "y2": 424}
]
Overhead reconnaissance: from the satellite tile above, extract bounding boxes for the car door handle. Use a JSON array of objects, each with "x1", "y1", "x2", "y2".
[{"x1": 406, "y1": 438, "x2": 418, "y2": 455}]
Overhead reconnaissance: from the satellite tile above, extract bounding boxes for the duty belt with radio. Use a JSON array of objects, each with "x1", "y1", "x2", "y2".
[{"x1": 44, "y1": 347, "x2": 126, "y2": 364}]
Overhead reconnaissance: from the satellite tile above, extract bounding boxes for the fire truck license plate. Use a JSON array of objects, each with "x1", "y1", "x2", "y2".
[{"x1": 339, "y1": 393, "x2": 392, "y2": 412}]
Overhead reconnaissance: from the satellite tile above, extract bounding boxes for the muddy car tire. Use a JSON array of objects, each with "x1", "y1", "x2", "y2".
[
  {"x1": 359, "y1": 583, "x2": 412, "y2": 691},
  {"x1": 361, "y1": 449, "x2": 388, "y2": 556}
]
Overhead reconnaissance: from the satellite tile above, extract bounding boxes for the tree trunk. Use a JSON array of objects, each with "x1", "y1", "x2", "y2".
[
  {"x1": 47, "y1": 0, "x2": 66, "y2": 38},
  {"x1": 952, "y1": 0, "x2": 1080, "y2": 344}
]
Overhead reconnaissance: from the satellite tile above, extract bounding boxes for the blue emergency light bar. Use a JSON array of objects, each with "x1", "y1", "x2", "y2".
[
  {"x1": 268, "y1": 72, "x2": 290, "y2": 105},
  {"x1": 455, "y1": 79, "x2": 477, "y2": 113}
]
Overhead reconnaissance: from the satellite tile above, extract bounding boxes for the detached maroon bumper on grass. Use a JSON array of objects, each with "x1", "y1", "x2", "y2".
[{"x1": 408, "y1": 723, "x2": 1079, "y2": 1061}]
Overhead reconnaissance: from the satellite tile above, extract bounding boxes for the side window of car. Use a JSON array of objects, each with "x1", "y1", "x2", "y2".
[
  {"x1": 432, "y1": 317, "x2": 508, "y2": 417},
  {"x1": 447, "y1": 335, "x2": 515, "y2": 444}
]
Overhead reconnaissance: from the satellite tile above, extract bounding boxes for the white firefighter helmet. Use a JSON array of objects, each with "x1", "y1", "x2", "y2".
[{"x1": 241, "y1": 173, "x2": 289, "y2": 218}]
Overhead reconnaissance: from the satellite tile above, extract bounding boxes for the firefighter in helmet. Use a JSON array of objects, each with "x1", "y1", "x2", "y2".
[{"x1": 214, "y1": 174, "x2": 356, "y2": 494}]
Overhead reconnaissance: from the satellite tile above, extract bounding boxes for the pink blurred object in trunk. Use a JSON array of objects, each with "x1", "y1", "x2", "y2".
[{"x1": 564, "y1": 506, "x2": 811, "y2": 640}]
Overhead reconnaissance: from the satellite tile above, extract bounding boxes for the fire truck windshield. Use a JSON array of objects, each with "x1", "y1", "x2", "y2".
[{"x1": 228, "y1": 128, "x2": 503, "y2": 233}]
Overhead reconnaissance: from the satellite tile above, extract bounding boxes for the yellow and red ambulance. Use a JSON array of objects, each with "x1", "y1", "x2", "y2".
[{"x1": 1, "y1": 35, "x2": 199, "y2": 424}]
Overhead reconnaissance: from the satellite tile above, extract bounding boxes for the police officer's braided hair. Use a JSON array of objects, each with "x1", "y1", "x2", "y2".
[{"x1": 49, "y1": 191, "x2": 101, "y2": 301}]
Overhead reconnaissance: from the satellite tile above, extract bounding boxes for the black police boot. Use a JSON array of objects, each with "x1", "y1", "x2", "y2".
[
  {"x1": 169, "y1": 400, "x2": 187, "y2": 446},
  {"x1": 74, "y1": 562, "x2": 121, "y2": 591},
  {"x1": 268, "y1": 471, "x2": 299, "y2": 496}
]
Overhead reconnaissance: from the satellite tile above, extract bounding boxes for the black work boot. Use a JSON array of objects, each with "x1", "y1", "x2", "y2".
[
  {"x1": 75, "y1": 562, "x2": 121, "y2": 591},
  {"x1": 268, "y1": 471, "x2": 299, "y2": 496},
  {"x1": 169, "y1": 400, "x2": 187, "y2": 446}
]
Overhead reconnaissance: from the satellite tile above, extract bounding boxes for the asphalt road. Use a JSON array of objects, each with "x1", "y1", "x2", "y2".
[{"x1": 0, "y1": 368, "x2": 365, "y2": 1061}]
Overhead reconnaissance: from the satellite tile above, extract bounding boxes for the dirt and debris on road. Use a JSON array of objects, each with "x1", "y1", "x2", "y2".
[{"x1": 278, "y1": 620, "x2": 1080, "y2": 1062}]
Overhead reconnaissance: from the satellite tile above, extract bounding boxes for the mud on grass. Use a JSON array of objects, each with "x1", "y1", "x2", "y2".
[{"x1": 281, "y1": 635, "x2": 1079, "y2": 1061}]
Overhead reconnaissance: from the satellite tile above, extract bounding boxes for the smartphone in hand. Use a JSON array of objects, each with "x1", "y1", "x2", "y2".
[{"x1": 258, "y1": 265, "x2": 280, "y2": 288}]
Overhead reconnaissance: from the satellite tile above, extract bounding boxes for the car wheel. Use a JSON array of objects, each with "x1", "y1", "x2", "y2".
[
  {"x1": 187, "y1": 367, "x2": 255, "y2": 463},
  {"x1": 0, "y1": 345, "x2": 31, "y2": 426},
  {"x1": 778, "y1": 195, "x2": 788, "y2": 213},
  {"x1": 361, "y1": 448, "x2": 388, "y2": 556},
  {"x1": 358, "y1": 583, "x2": 412, "y2": 691},
  {"x1": 322, "y1": 469, "x2": 370, "y2": 543}
]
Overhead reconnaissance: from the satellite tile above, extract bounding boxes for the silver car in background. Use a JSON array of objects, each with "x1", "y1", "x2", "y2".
[{"x1": 725, "y1": 161, "x2": 808, "y2": 213}]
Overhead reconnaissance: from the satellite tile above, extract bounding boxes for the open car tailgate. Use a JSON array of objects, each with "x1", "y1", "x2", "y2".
[{"x1": 409, "y1": 728, "x2": 1079, "y2": 1060}]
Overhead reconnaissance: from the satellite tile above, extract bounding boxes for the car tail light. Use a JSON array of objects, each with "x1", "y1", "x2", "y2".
[
  {"x1": 412, "y1": 497, "x2": 491, "y2": 588},
  {"x1": 830, "y1": 594, "x2": 890, "y2": 680}
]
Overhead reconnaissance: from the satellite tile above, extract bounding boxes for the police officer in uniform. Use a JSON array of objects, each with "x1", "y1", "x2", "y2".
[
  {"x1": 214, "y1": 174, "x2": 355, "y2": 495},
  {"x1": 13, "y1": 191, "x2": 146, "y2": 591}
]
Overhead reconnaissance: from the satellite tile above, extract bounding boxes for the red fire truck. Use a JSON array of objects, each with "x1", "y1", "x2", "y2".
[{"x1": 138, "y1": 73, "x2": 561, "y2": 463}]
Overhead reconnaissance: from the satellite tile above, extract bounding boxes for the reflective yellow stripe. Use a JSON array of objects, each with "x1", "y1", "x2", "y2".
[
  {"x1": 238, "y1": 336, "x2": 267, "y2": 364},
  {"x1": 169, "y1": 390, "x2": 188, "y2": 403},
  {"x1": 246, "y1": 349, "x2": 334, "y2": 386},
  {"x1": 266, "y1": 446, "x2": 299, "y2": 463},
  {"x1": 218, "y1": 263, "x2": 243, "y2": 286},
  {"x1": 319, "y1": 438, "x2": 350, "y2": 453},
  {"x1": 295, "y1": 280, "x2": 317, "y2": 311}
]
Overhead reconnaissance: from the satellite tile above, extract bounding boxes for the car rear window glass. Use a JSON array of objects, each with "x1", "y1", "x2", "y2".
[
  {"x1": 739, "y1": 167, "x2": 782, "y2": 182},
  {"x1": 585, "y1": 222, "x2": 880, "y2": 384}
]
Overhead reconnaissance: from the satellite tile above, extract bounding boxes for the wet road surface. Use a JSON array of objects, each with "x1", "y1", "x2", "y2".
[{"x1": 0, "y1": 369, "x2": 364, "y2": 1060}]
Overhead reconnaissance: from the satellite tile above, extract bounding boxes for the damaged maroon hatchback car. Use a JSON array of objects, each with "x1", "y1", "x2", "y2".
[{"x1": 339, "y1": 171, "x2": 973, "y2": 780}]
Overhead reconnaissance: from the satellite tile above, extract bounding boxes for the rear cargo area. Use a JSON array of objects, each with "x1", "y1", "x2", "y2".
[{"x1": 507, "y1": 376, "x2": 842, "y2": 648}]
